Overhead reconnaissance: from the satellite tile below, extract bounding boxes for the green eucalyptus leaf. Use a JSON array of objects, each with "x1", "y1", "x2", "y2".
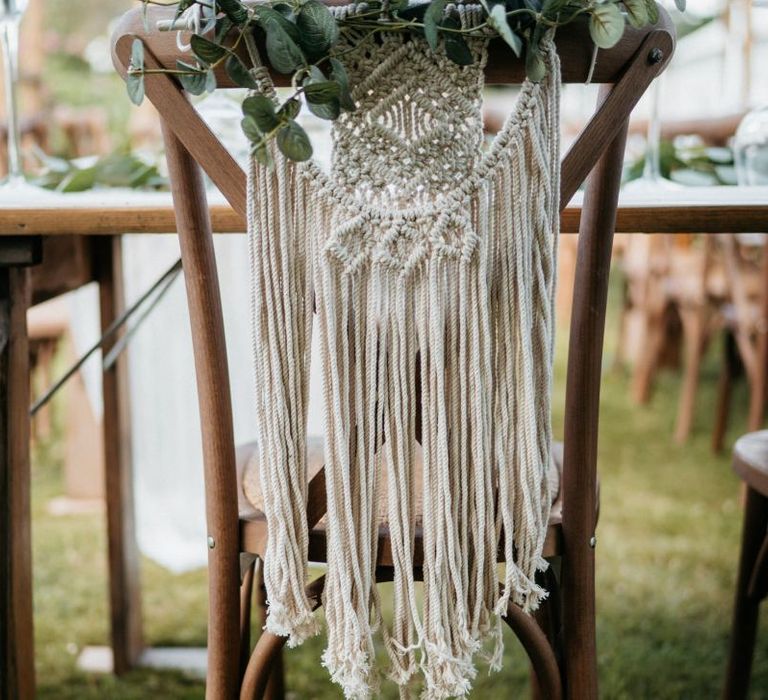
[
  {"x1": 706, "y1": 147, "x2": 733, "y2": 164},
  {"x1": 296, "y1": 0, "x2": 339, "y2": 60},
  {"x1": 94, "y1": 153, "x2": 151, "y2": 188},
  {"x1": 644, "y1": 0, "x2": 659, "y2": 23},
  {"x1": 541, "y1": 0, "x2": 569, "y2": 17},
  {"x1": 253, "y1": 8, "x2": 305, "y2": 74},
  {"x1": 440, "y1": 18, "x2": 473, "y2": 66},
  {"x1": 589, "y1": 3, "x2": 625, "y2": 49},
  {"x1": 714, "y1": 164, "x2": 736, "y2": 185},
  {"x1": 254, "y1": 6, "x2": 302, "y2": 41},
  {"x1": 424, "y1": 0, "x2": 447, "y2": 51},
  {"x1": 307, "y1": 65, "x2": 326, "y2": 81},
  {"x1": 253, "y1": 141, "x2": 274, "y2": 168},
  {"x1": 670, "y1": 167, "x2": 717, "y2": 187},
  {"x1": 267, "y1": 31, "x2": 305, "y2": 73},
  {"x1": 126, "y1": 74, "x2": 144, "y2": 105},
  {"x1": 444, "y1": 33, "x2": 473, "y2": 66},
  {"x1": 525, "y1": 46, "x2": 547, "y2": 81},
  {"x1": 304, "y1": 80, "x2": 340, "y2": 104},
  {"x1": 205, "y1": 69, "x2": 217, "y2": 93},
  {"x1": 217, "y1": 0, "x2": 248, "y2": 25},
  {"x1": 303, "y1": 66, "x2": 340, "y2": 119},
  {"x1": 225, "y1": 54, "x2": 258, "y2": 89},
  {"x1": 488, "y1": 4, "x2": 523, "y2": 57},
  {"x1": 674, "y1": 0, "x2": 686, "y2": 10},
  {"x1": 272, "y1": 3, "x2": 296, "y2": 20},
  {"x1": 190, "y1": 34, "x2": 228, "y2": 65},
  {"x1": 279, "y1": 98, "x2": 301, "y2": 120},
  {"x1": 623, "y1": 0, "x2": 649, "y2": 29},
  {"x1": 329, "y1": 58, "x2": 355, "y2": 111},
  {"x1": 241, "y1": 115, "x2": 263, "y2": 142},
  {"x1": 131, "y1": 37, "x2": 144, "y2": 70},
  {"x1": 127, "y1": 39, "x2": 144, "y2": 104},
  {"x1": 34, "y1": 150, "x2": 71, "y2": 174},
  {"x1": 307, "y1": 96, "x2": 340, "y2": 120},
  {"x1": 215, "y1": 16, "x2": 234, "y2": 43},
  {"x1": 277, "y1": 120, "x2": 313, "y2": 161},
  {"x1": 176, "y1": 59, "x2": 208, "y2": 95},
  {"x1": 57, "y1": 166, "x2": 98, "y2": 193},
  {"x1": 243, "y1": 94, "x2": 281, "y2": 132}
]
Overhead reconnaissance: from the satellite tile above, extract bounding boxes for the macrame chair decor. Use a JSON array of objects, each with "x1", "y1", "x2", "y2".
[{"x1": 111, "y1": 4, "x2": 674, "y2": 699}]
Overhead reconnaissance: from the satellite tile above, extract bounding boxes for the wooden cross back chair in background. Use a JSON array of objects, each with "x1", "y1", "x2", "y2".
[{"x1": 112, "y1": 5, "x2": 675, "y2": 698}]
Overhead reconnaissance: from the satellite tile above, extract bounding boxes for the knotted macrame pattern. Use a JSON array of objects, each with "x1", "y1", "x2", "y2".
[{"x1": 245, "y1": 6, "x2": 561, "y2": 697}]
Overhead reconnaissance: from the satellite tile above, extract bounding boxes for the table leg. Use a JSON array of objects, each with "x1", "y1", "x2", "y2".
[
  {"x1": 748, "y1": 240, "x2": 768, "y2": 432},
  {"x1": 93, "y1": 235, "x2": 143, "y2": 673},
  {"x1": 0, "y1": 264, "x2": 34, "y2": 699}
]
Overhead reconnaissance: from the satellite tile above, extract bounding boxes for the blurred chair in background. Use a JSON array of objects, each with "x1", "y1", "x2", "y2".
[{"x1": 725, "y1": 429, "x2": 768, "y2": 699}]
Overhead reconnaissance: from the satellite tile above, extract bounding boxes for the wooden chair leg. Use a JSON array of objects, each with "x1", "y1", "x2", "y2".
[
  {"x1": 161, "y1": 121, "x2": 242, "y2": 699},
  {"x1": 714, "y1": 333, "x2": 739, "y2": 454},
  {"x1": 254, "y1": 558, "x2": 285, "y2": 700},
  {"x1": 531, "y1": 563, "x2": 564, "y2": 700},
  {"x1": 94, "y1": 235, "x2": 144, "y2": 674},
  {"x1": 240, "y1": 561, "x2": 255, "y2": 682},
  {"x1": 724, "y1": 487, "x2": 768, "y2": 700},
  {"x1": 503, "y1": 599, "x2": 563, "y2": 700},
  {"x1": 240, "y1": 627, "x2": 289, "y2": 700},
  {"x1": 748, "y1": 244, "x2": 768, "y2": 432},
  {"x1": 241, "y1": 575, "x2": 325, "y2": 700},
  {"x1": 674, "y1": 308, "x2": 705, "y2": 445},
  {"x1": 630, "y1": 308, "x2": 666, "y2": 405},
  {"x1": 611, "y1": 279, "x2": 630, "y2": 372},
  {"x1": 0, "y1": 263, "x2": 35, "y2": 700}
]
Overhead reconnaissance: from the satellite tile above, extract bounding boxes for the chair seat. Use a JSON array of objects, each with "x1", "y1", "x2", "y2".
[
  {"x1": 734, "y1": 431, "x2": 768, "y2": 497},
  {"x1": 238, "y1": 439, "x2": 569, "y2": 564}
]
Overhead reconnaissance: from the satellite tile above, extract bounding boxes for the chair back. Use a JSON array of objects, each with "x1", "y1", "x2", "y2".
[{"x1": 111, "y1": 8, "x2": 675, "y2": 696}]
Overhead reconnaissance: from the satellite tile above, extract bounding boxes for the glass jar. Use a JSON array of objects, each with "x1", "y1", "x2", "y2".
[{"x1": 734, "y1": 105, "x2": 768, "y2": 185}]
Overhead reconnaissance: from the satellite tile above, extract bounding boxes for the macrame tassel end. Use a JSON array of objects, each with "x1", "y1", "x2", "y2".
[
  {"x1": 322, "y1": 646, "x2": 378, "y2": 700},
  {"x1": 495, "y1": 572, "x2": 550, "y2": 618},
  {"x1": 421, "y1": 640, "x2": 477, "y2": 700},
  {"x1": 265, "y1": 604, "x2": 320, "y2": 648}
]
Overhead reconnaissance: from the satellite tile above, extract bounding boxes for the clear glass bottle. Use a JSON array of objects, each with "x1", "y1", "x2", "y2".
[{"x1": 735, "y1": 105, "x2": 768, "y2": 186}]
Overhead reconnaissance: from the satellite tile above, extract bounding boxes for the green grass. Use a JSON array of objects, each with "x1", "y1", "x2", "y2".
[{"x1": 31, "y1": 272, "x2": 768, "y2": 699}]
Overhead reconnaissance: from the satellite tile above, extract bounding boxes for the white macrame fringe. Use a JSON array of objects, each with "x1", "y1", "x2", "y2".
[
  {"x1": 247, "y1": 14, "x2": 561, "y2": 699},
  {"x1": 248, "y1": 148, "x2": 320, "y2": 647}
]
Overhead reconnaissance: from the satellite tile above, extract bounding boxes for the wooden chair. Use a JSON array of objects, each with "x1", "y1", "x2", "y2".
[
  {"x1": 620, "y1": 231, "x2": 767, "y2": 450},
  {"x1": 712, "y1": 236, "x2": 767, "y2": 452},
  {"x1": 111, "y1": 6, "x2": 675, "y2": 698},
  {"x1": 725, "y1": 430, "x2": 768, "y2": 698},
  {"x1": 623, "y1": 233, "x2": 727, "y2": 442}
]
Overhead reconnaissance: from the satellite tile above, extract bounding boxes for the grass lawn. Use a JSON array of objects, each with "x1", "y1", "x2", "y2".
[{"x1": 31, "y1": 268, "x2": 768, "y2": 699}]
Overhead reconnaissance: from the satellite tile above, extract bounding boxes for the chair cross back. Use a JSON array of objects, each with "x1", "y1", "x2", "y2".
[
  {"x1": 111, "y1": 6, "x2": 674, "y2": 699},
  {"x1": 112, "y1": 6, "x2": 674, "y2": 220}
]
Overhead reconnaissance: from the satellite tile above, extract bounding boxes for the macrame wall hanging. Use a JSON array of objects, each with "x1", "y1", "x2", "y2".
[{"x1": 244, "y1": 4, "x2": 561, "y2": 697}]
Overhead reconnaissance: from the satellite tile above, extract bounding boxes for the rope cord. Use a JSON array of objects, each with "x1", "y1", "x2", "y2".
[{"x1": 246, "y1": 5, "x2": 561, "y2": 697}]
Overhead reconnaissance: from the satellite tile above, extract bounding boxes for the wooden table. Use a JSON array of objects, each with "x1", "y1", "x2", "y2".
[
  {"x1": 1, "y1": 185, "x2": 767, "y2": 698},
  {"x1": 0, "y1": 185, "x2": 766, "y2": 236},
  {"x1": 0, "y1": 189, "x2": 243, "y2": 700}
]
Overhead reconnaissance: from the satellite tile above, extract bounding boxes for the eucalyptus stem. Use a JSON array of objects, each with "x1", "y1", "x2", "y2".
[
  {"x1": 130, "y1": 0, "x2": 681, "y2": 165},
  {"x1": 142, "y1": 0, "x2": 213, "y2": 7},
  {"x1": 132, "y1": 67, "x2": 206, "y2": 74}
]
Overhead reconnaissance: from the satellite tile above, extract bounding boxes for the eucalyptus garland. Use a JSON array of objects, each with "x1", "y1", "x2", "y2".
[{"x1": 126, "y1": 0, "x2": 684, "y2": 163}]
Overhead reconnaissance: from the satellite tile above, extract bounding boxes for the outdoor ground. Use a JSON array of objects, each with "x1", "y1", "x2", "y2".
[{"x1": 31, "y1": 271, "x2": 767, "y2": 699}]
